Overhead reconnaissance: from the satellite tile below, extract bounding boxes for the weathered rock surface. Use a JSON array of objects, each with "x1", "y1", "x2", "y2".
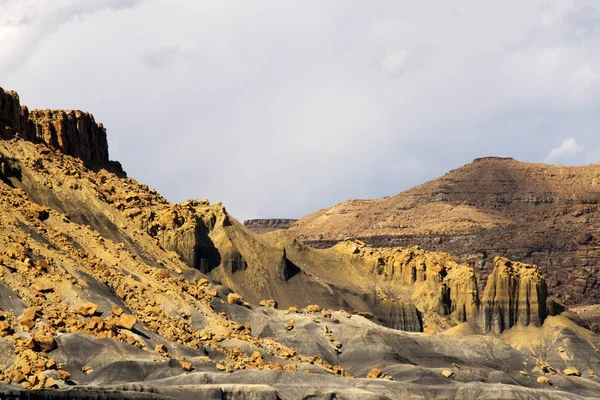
[
  {"x1": 291, "y1": 157, "x2": 600, "y2": 307},
  {"x1": 0, "y1": 87, "x2": 598, "y2": 399},
  {"x1": 0, "y1": 87, "x2": 121, "y2": 172},
  {"x1": 244, "y1": 219, "x2": 298, "y2": 234},
  {"x1": 480, "y1": 257, "x2": 548, "y2": 333}
]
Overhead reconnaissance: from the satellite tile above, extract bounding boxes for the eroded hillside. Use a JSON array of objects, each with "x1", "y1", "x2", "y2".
[{"x1": 0, "y1": 87, "x2": 598, "y2": 399}]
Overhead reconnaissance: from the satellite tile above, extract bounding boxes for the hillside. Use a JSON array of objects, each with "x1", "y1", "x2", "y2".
[
  {"x1": 0, "y1": 87, "x2": 599, "y2": 399},
  {"x1": 291, "y1": 157, "x2": 600, "y2": 307}
]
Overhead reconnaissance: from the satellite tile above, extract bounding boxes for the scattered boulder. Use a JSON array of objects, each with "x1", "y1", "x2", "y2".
[
  {"x1": 180, "y1": 360, "x2": 192, "y2": 371},
  {"x1": 537, "y1": 376, "x2": 551, "y2": 384},
  {"x1": 367, "y1": 368, "x2": 384, "y2": 379},
  {"x1": 227, "y1": 293, "x2": 243, "y2": 305},
  {"x1": 57, "y1": 370, "x2": 71, "y2": 381},
  {"x1": 116, "y1": 314, "x2": 137, "y2": 330},
  {"x1": 563, "y1": 368, "x2": 581, "y2": 377},
  {"x1": 285, "y1": 320, "x2": 294, "y2": 331},
  {"x1": 77, "y1": 302, "x2": 99, "y2": 317},
  {"x1": 260, "y1": 299, "x2": 278, "y2": 308},
  {"x1": 305, "y1": 304, "x2": 321, "y2": 313},
  {"x1": 442, "y1": 370, "x2": 454, "y2": 378}
]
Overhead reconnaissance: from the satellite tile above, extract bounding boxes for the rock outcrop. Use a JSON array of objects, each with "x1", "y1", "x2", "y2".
[
  {"x1": 0, "y1": 87, "x2": 120, "y2": 172},
  {"x1": 480, "y1": 257, "x2": 548, "y2": 333},
  {"x1": 244, "y1": 219, "x2": 298, "y2": 234}
]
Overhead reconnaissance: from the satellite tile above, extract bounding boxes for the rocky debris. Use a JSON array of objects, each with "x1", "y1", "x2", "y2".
[
  {"x1": 480, "y1": 257, "x2": 548, "y2": 333},
  {"x1": 285, "y1": 320, "x2": 294, "y2": 331},
  {"x1": 563, "y1": 368, "x2": 581, "y2": 377}
]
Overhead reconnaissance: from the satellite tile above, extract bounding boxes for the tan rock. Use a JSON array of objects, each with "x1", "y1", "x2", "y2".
[
  {"x1": 0, "y1": 320, "x2": 12, "y2": 336},
  {"x1": 44, "y1": 377, "x2": 57, "y2": 388},
  {"x1": 563, "y1": 368, "x2": 581, "y2": 377},
  {"x1": 145, "y1": 305, "x2": 161, "y2": 315},
  {"x1": 442, "y1": 369, "x2": 454, "y2": 378},
  {"x1": 259, "y1": 299, "x2": 278, "y2": 308},
  {"x1": 111, "y1": 305, "x2": 125, "y2": 316},
  {"x1": 537, "y1": 376, "x2": 550, "y2": 384},
  {"x1": 33, "y1": 333, "x2": 56, "y2": 351},
  {"x1": 305, "y1": 304, "x2": 322, "y2": 313},
  {"x1": 227, "y1": 293, "x2": 243, "y2": 305},
  {"x1": 57, "y1": 370, "x2": 71, "y2": 381},
  {"x1": 77, "y1": 302, "x2": 99, "y2": 317},
  {"x1": 285, "y1": 320, "x2": 294, "y2": 331},
  {"x1": 367, "y1": 368, "x2": 384, "y2": 379},
  {"x1": 180, "y1": 360, "x2": 193, "y2": 371},
  {"x1": 198, "y1": 278, "x2": 209, "y2": 286},
  {"x1": 288, "y1": 306, "x2": 300, "y2": 313},
  {"x1": 116, "y1": 314, "x2": 137, "y2": 330}
]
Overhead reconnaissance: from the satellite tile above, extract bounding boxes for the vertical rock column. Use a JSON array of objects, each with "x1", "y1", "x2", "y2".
[{"x1": 480, "y1": 256, "x2": 548, "y2": 333}]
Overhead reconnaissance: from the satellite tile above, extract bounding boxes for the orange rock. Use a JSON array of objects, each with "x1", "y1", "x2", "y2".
[
  {"x1": 227, "y1": 293, "x2": 243, "y2": 305},
  {"x1": 33, "y1": 333, "x2": 55, "y2": 351},
  {"x1": 285, "y1": 320, "x2": 294, "y2": 331},
  {"x1": 116, "y1": 314, "x2": 137, "y2": 330},
  {"x1": 259, "y1": 299, "x2": 278, "y2": 308},
  {"x1": 180, "y1": 360, "x2": 193, "y2": 371},
  {"x1": 77, "y1": 302, "x2": 99, "y2": 317},
  {"x1": 111, "y1": 305, "x2": 124, "y2": 316},
  {"x1": 367, "y1": 368, "x2": 384, "y2": 379},
  {"x1": 305, "y1": 304, "x2": 322, "y2": 313},
  {"x1": 57, "y1": 370, "x2": 71, "y2": 380}
]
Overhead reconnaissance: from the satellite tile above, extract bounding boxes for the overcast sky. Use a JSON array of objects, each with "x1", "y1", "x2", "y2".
[{"x1": 2, "y1": 1, "x2": 600, "y2": 221}]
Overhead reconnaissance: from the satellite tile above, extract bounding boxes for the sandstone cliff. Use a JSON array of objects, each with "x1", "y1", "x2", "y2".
[
  {"x1": 480, "y1": 257, "x2": 548, "y2": 333},
  {"x1": 0, "y1": 87, "x2": 119, "y2": 172}
]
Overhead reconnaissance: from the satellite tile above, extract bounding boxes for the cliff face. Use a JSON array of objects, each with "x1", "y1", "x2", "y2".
[
  {"x1": 244, "y1": 219, "x2": 297, "y2": 234},
  {"x1": 0, "y1": 87, "x2": 116, "y2": 171},
  {"x1": 480, "y1": 257, "x2": 548, "y2": 333},
  {"x1": 0, "y1": 88, "x2": 22, "y2": 138},
  {"x1": 292, "y1": 157, "x2": 600, "y2": 307}
]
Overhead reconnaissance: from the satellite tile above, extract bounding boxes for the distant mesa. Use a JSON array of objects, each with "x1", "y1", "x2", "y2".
[{"x1": 244, "y1": 219, "x2": 297, "y2": 234}]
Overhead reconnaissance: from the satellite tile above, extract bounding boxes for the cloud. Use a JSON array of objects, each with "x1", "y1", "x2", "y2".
[
  {"x1": 544, "y1": 138, "x2": 585, "y2": 163},
  {"x1": 0, "y1": 0, "x2": 146, "y2": 74},
  {"x1": 380, "y1": 51, "x2": 408, "y2": 76},
  {"x1": 3, "y1": 1, "x2": 600, "y2": 221},
  {"x1": 140, "y1": 45, "x2": 182, "y2": 68}
]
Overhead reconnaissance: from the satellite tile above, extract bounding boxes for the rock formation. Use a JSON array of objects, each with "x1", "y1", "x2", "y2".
[
  {"x1": 480, "y1": 257, "x2": 548, "y2": 333},
  {"x1": 0, "y1": 87, "x2": 120, "y2": 172},
  {"x1": 244, "y1": 219, "x2": 298, "y2": 233},
  {"x1": 291, "y1": 157, "x2": 600, "y2": 307},
  {"x1": 0, "y1": 86, "x2": 598, "y2": 399}
]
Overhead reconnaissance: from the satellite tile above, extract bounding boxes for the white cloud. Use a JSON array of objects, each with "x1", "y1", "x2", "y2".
[
  {"x1": 0, "y1": 0, "x2": 146, "y2": 74},
  {"x1": 380, "y1": 51, "x2": 408, "y2": 76},
  {"x1": 3, "y1": 1, "x2": 600, "y2": 220},
  {"x1": 544, "y1": 138, "x2": 585, "y2": 163}
]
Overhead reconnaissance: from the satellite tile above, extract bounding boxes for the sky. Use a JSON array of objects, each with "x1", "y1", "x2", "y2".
[{"x1": 2, "y1": 0, "x2": 600, "y2": 221}]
